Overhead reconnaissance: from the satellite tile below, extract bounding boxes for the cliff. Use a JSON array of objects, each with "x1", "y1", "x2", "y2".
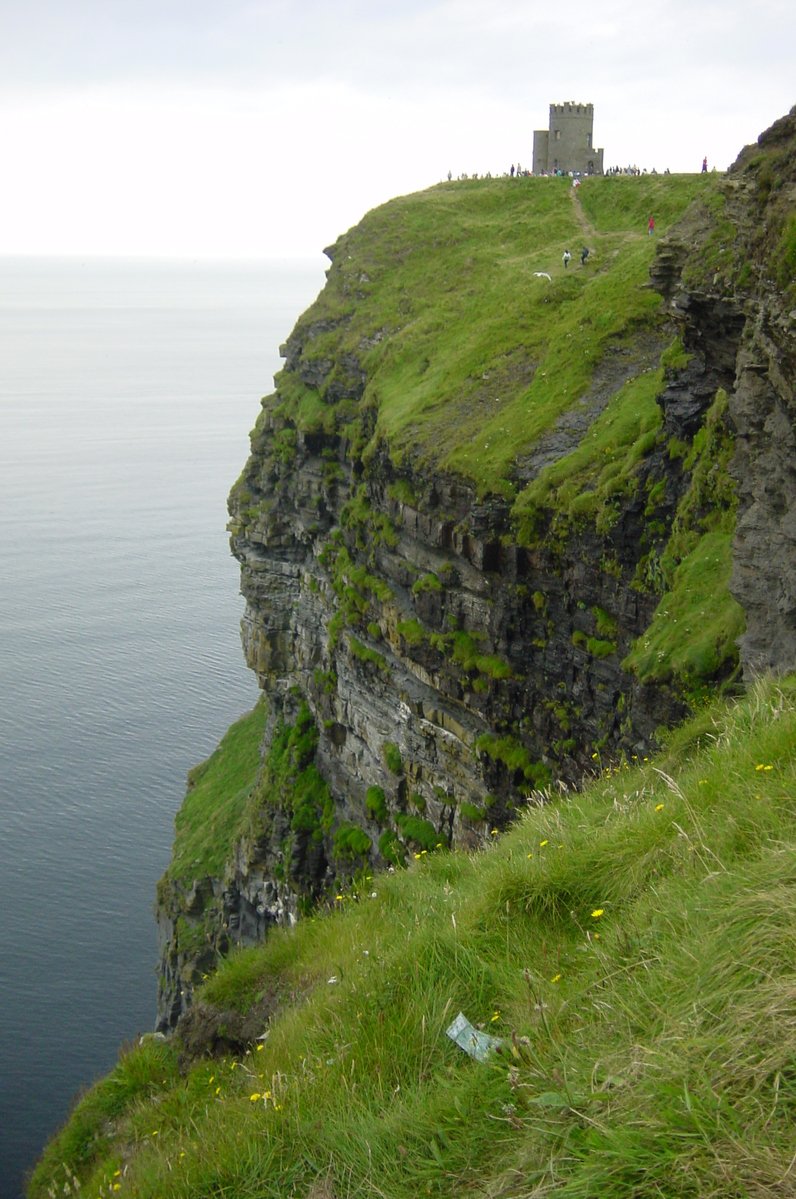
[
  {"x1": 152, "y1": 109, "x2": 795, "y2": 1034},
  {"x1": 29, "y1": 111, "x2": 796, "y2": 1199}
]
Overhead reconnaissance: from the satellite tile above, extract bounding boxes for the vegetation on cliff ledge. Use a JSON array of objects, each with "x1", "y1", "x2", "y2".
[
  {"x1": 160, "y1": 701, "x2": 267, "y2": 884},
  {"x1": 31, "y1": 677, "x2": 796, "y2": 1198}
]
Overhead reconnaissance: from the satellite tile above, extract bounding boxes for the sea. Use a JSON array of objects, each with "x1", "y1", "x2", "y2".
[{"x1": 0, "y1": 255, "x2": 325, "y2": 1199}]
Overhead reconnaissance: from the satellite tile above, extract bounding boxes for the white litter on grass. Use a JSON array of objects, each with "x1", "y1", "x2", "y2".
[{"x1": 445, "y1": 1012, "x2": 504, "y2": 1062}]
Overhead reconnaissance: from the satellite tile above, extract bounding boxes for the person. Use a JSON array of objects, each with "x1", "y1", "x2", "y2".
[
  {"x1": 580, "y1": 246, "x2": 590, "y2": 265},
  {"x1": 702, "y1": 156, "x2": 708, "y2": 173},
  {"x1": 510, "y1": 163, "x2": 515, "y2": 177},
  {"x1": 562, "y1": 249, "x2": 571, "y2": 268},
  {"x1": 648, "y1": 216, "x2": 655, "y2": 236}
]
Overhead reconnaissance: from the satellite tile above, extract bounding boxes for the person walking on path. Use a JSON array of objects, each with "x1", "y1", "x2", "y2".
[
  {"x1": 562, "y1": 249, "x2": 571, "y2": 268},
  {"x1": 648, "y1": 216, "x2": 655, "y2": 236},
  {"x1": 580, "y1": 246, "x2": 590, "y2": 266},
  {"x1": 702, "y1": 156, "x2": 708, "y2": 172}
]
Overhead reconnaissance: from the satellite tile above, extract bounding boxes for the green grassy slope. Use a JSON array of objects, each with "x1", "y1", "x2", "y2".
[
  {"x1": 31, "y1": 676, "x2": 796, "y2": 1198},
  {"x1": 161, "y1": 701, "x2": 268, "y2": 884},
  {"x1": 275, "y1": 173, "x2": 714, "y2": 500}
]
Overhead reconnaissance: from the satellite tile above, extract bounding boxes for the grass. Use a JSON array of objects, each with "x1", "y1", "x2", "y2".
[
  {"x1": 623, "y1": 529, "x2": 745, "y2": 686},
  {"x1": 512, "y1": 364, "x2": 665, "y2": 542},
  {"x1": 270, "y1": 174, "x2": 716, "y2": 499},
  {"x1": 30, "y1": 676, "x2": 796, "y2": 1198},
  {"x1": 624, "y1": 387, "x2": 744, "y2": 690},
  {"x1": 161, "y1": 701, "x2": 267, "y2": 883}
]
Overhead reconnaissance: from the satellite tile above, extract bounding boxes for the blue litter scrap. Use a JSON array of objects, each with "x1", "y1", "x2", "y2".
[{"x1": 445, "y1": 1012, "x2": 504, "y2": 1062}]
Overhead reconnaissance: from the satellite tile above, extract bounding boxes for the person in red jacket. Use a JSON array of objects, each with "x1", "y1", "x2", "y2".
[{"x1": 648, "y1": 216, "x2": 655, "y2": 236}]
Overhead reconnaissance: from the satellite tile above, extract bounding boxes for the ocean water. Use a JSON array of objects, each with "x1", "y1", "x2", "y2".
[{"x1": 0, "y1": 256, "x2": 325, "y2": 1198}]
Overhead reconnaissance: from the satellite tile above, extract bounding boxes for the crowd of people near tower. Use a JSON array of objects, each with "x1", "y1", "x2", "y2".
[
  {"x1": 604, "y1": 164, "x2": 669, "y2": 176},
  {"x1": 446, "y1": 156, "x2": 710, "y2": 184}
]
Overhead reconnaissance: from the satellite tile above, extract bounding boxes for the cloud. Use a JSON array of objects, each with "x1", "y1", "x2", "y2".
[{"x1": 0, "y1": 0, "x2": 793, "y2": 256}]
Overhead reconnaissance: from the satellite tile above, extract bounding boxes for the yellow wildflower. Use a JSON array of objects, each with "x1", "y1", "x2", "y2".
[
  {"x1": 250, "y1": 1092, "x2": 262, "y2": 1102},
  {"x1": 490, "y1": 1010, "x2": 501, "y2": 1022},
  {"x1": 539, "y1": 839, "x2": 549, "y2": 847},
  {"x1": 655, "y1": 803, "x2": 664, "y2": 811},
  {"x1": 550, "y1": 973, "x2": 562, "y2": 983},
  {"x1": 591, "y1": 908, "x2": 604, "y2": 918}
]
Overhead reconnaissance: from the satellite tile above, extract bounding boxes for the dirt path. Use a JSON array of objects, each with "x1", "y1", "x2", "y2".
[
  {"x1": 569, "y1": 185, "x2": 647, "y2": 260},
  {"x1": 570, "y1": 187, "x2": 597, "y2": 241}
]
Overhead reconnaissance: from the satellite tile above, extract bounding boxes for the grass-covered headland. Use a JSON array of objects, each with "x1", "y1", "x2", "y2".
[{"x1": 31, "y1": 676, "x2": 796, "y2": 1198}]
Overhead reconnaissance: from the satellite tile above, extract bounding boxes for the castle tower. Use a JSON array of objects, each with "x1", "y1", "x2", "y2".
[{"x1": 532, "y1": 102, "x2": 604, "y2": 175}]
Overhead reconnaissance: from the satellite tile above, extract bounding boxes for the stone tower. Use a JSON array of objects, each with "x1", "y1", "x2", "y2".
[{"x1": 532, "y1": 101, "x2": 604, "y2": 175}]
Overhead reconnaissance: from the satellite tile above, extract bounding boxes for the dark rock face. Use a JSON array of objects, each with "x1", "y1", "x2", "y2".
[
  {"x1": 727, "y1": 110, "x2": 796, "y2": 673},
  {"x1": 232, "y1": 417, "x2": 679, "y2": 798},
  {"x1": 732, "y1": 317, "x2": 796, "y2": 674},
  {"x1": 655, "y1": 107, "x2": 796, "y2": 677}
]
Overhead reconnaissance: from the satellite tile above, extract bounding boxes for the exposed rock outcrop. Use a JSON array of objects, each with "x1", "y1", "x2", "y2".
[{"x1": 652, "y1": 107, "x2": 796, "y2": 676}]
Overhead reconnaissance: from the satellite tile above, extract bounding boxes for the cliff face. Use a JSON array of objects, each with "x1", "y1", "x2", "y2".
[
  {"x1": 726, "y1": 111, "x2": 796, "y2": 672},
  {"x1": 155, "y1": 113, "x2": 796, "y2": 1031},
  {"x1": 650, "y1": 108, "x2": 796, "y2": 678}
]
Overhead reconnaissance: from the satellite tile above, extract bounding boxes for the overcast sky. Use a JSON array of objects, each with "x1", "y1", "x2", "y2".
[{"x1": 1, "y1": 0, "x2": 793, "y2": 261}]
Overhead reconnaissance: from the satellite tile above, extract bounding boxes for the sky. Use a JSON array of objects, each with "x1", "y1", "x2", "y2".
[{"x1": 1, "y1": 0, "x2": 793, "y2": 261}]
